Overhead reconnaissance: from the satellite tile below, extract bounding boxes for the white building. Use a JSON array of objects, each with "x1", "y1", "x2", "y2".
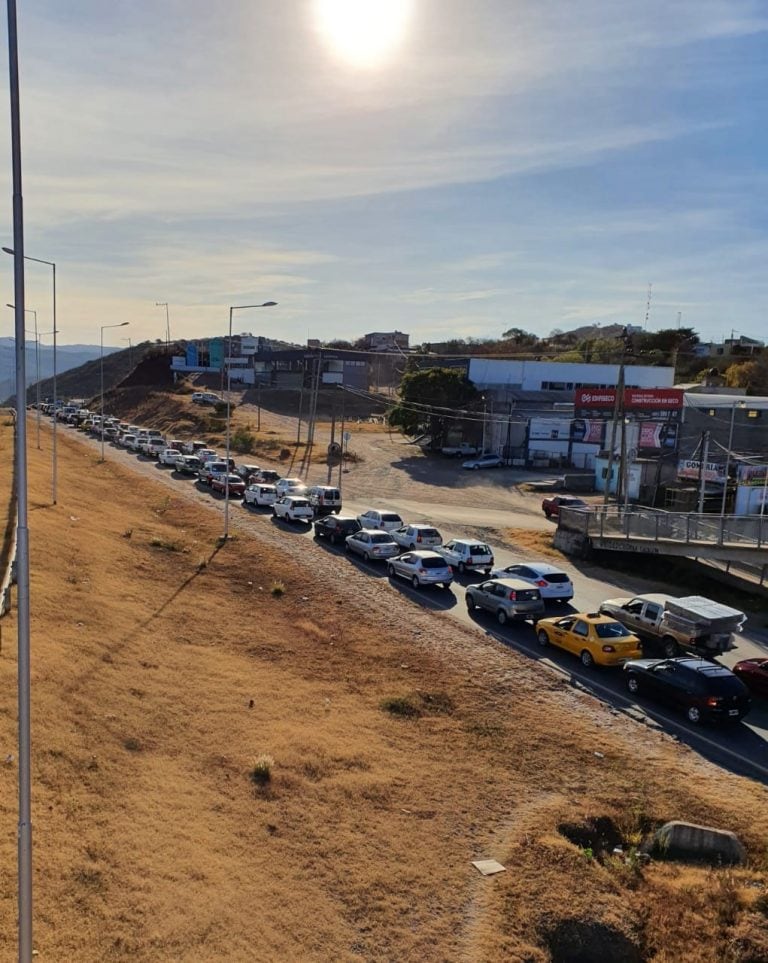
[{"x1": 468, "y1": 359, "x2": 675, "y2": 391}]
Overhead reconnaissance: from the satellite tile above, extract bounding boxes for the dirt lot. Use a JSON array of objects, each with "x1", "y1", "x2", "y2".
[{"x1": 4, "y1": 417, "x2": 767, "y2": 960}]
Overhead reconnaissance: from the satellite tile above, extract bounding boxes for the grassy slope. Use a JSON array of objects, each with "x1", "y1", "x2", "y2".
[{"x1": 0, "y1": 424, "x2": 766, "y2": 960}]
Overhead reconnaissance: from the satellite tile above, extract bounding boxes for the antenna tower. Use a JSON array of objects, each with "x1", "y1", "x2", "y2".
[{"x1": 643, "y1": 283, "x2": 653, "y2": 330}]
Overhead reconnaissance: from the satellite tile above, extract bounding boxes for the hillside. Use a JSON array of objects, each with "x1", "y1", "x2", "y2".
[
  {"x1": 1, "y1": 419, "x2": 767, "y2": 961},
  {"x1": 0, "y1": 338, "x2": 118, "y2": 404}
]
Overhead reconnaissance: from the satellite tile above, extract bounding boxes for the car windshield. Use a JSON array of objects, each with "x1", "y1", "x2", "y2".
[
  {"x1": 370, "y1": 533, "x2": 394, "y2": 543},
  {"x1": 421, "y1": 557, "x2": 447, "y2": 569},
  {"x1": 708, "y1": 675, "x2": 749, "y2": 695},
  {"x1": 470, "y1": 544, "x2": 490, "y2": 555},
  {"x1": 291, "y1": 499, "x2": 309, "y2": 507},
  {"x1": 542, "y1": 573, "x2": 569, "y2": 583},
  {"x1": 418, "y1": 529, "x2": 439, "y2": 537},
  {"x1": 381, "y1": 513, "x2": 402, "y2": 522},
  {"x1": 594, "y1": 622, "x2": 632, "y2": 639}
]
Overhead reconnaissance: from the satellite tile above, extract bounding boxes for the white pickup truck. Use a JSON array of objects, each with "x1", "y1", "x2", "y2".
[
  {"x1": 599, "y1": 593, "x2": 745, "y2": 658},
  {"x1": 441, "y1": 442, "x2": 479, "y2": 457}
]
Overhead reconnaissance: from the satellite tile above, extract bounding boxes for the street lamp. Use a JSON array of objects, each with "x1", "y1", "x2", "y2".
[
  {"x1": 720, "y1": 401, "x2": 746, "y2": 518},
  {"x1": 3, "y1": 248, "x2": 58, "y2": 502},
  {"x1": 100, "y1": 322, "x2": 129, "y2": 462},
  {"x1": 122, "y1": 336, "x2": 133, "y2": 368},
  {"x1": 7, "y1": 303, "x2": 39, "y2": 449},
  {"x1": 223, "y1": 301, "x2": 277, "y2": 540},
  {"x1": 155, "y1": 302, "x2": 170, "y2": 347}
]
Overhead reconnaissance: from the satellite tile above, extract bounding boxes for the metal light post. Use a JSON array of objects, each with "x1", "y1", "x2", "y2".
[
  {"x1": 223, "y1": 301, "x2": 277, "y2": 540},
  {"x1": 155, "y1": 302, "x2": 170, "y2": 348},
  {"x1": 7, "y1": 304, "x2": 39, "y2": 448},
  {"x1": 123, "y1": 336, "x2": 133, "y2": 368},
  {"x1": 4, "y1": 249, "x2": 58, "y2": 502},
  {"x1": 720, "y1": 402, "x2": 744, "y2": 519},
  {"x1": 6, "y1": 0, "x2": 34, "y2": 955},
  {"x1": 100, "y1": 322, "x2": 129, "y2": 462}
]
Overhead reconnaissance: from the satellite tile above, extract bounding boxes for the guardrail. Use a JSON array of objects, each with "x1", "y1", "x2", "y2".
[
  {"x1": 0, "y1": 408, "x2": 18, "y2": 617},
  {"x1": 558, "y1": 505, "x2": 768, "y2": 560}
]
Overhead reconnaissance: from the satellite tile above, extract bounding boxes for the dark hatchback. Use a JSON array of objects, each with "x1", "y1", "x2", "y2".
[
  {"x1": 624, "y1": 657, "x2": 751, "y2": 724},
  {"x1": 313, "y1": 514, "x2": 362, "y2": 546}
]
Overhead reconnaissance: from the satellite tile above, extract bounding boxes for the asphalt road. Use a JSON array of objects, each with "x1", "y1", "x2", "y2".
[{"x1": 70, "y1": 426, "x2": 768, "y2": 784}]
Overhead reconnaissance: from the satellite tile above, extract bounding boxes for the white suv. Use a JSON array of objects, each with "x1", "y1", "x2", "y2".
[
  {"x1": 435, "y1": 539, "x2": 494, "y2": 576},
  {"x1": 273, "y1": 495, "x2": 314, "y2": 524}
]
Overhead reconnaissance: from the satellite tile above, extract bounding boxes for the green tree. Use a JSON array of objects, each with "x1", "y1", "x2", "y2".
[
  {"x1": 724, "y1": 359, "x2": 768, "y2": 394},
  {"x1": 388, "y1": 367, "x2": 480, "y2": 446},
  {"x1": 501, "y1": 327, "x2": 536, "y2": 345}
]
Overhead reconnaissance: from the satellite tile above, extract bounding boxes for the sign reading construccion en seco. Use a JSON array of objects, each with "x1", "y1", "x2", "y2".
[{"x1": 574, "y1": 388, "x2": 684, "y2": 409}]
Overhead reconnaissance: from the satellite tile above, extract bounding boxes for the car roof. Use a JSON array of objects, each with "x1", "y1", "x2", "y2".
[
  {"x1": 450, "y1": 538, "x2": 487, "y2": 547},
  {"x1": 403, "y1": 550, "x2": 445, "y2": 559},
  {"x1": 488, "y1": 578, "x2": 538, "y2": 589},
  {"x1": 672, "y1": 658, "x2": 736, "y2": 676},
  {"x1": 514, "y1": 562, "x2": 568, "y2": 575},
  {"x1": 409, "y1": 522, "x2": 437, "y2": 528}
]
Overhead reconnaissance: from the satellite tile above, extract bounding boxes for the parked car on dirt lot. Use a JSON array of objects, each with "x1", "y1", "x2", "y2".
[
  {"x1": 199, "y1": 461, "x2": 229, "y2": 486},
  {"x1": 182, "y1": 439, "x2": 209, "y2": 456},
  {"x1": 236, "y1": 463, "x2": 261, "y2": 482},
  {"x1": 441, "y1": 442, "x2": 479, "y2": 457},
  {"x1": 210, "y1": 474, "x2": 246, "y2": 496},
  {"x1": 387, "y1": 550, "x2": 453, "y2": 589},
  {"x1": 541, "y1": 495, "x2": 589, "y2": 518},
  {"x1": 356, "y1": 509, "x2": 403, "y2": 532},
  {"x1": 253, "y1": 469, "x2": 281, "y2": 485},
  {"x1": 313, "y1": 514, "x2": 361, "y2": 545},
  {"x1": 536, "y1": 613, "x2": 642, "y2": 667},
  {"x1": 462, "y1": 452, "x2": 503, "y2": 470},
  {"x1": 145, "y1": 438, "x2": 166, "y2": 458},
  {"x1": 624, "y1": 657, "x2": 752, "y2": 724},
  {"x1": 275, "y1": 477, "x2": 306, "y2": 497},
  {"x1": 118, "y1": 433, "x2": 136, "y2": 449},
  {"x1": 244, "y1": 484, "x2": 277, "y2": 507},
  {"x1": 391, "y1": 523, "x2": 442, "y2": 550},
  {"x1": 272, "y1": 495, "x2": 314, "y2": 524},
  {"x1": 345, "y1": 529, "x2": 400, "y2": 561},
  {"x1": 434, "y1": 539, "x2": 494, "y2": 575},
  {"x1": 490, "y1": 562, "x2": 574, "y2": 601},
  {"x1": 732, "y1": 659, "x2": 768, "y2": 699},
  {"x1": 465, "y1": 578, "x2": 544, "y2": 624}
]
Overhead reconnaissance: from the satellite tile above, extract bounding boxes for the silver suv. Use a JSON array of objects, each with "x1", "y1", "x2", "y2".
[{"x1": 465, "y1": 579, "x2": 545, "y2": 625}]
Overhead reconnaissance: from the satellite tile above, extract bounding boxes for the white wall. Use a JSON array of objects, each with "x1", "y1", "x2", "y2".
[{"x1": 468, "y1": 359, "x2": 674, "y2": 390}]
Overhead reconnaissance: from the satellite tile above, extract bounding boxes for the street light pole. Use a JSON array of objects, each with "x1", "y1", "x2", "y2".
[
  {"x1": 223, "y1": 302, "x2": 277, "y2": 540},
  {"x1": 4, "y1": 250, "x2": 58, "y2": 502},
  {"x1": 6, "y1": 0, "x2": 34, "y2": 954},
  {"x1": 155, "y1": 302, "x2": 170, "y2": 348},
  {"x1": 100, "y1": 322, "x2": 129, "y2": 462}
]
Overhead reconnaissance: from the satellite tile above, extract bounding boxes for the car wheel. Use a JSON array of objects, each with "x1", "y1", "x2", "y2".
[
  {"x1": 473, "y1": 465, "x2": 480, "y2": 471},
  {"x1": 344, "y1": 542, "x2": 350, "y2": 553},
  {"x1": 411, "y1": 575, "x2": 420, "y2": 589},
  {"x1": 662, "y1": 637, "x2": 678, "y2": 658},
  {"x1": 330, "y1": 533, "x2": 338, "y2": 545},
  {"x1": 364, "y1": 552, "x2": 370, "y2": 562},
  {"x1": 458, "y1": 562, "x2": 465, "y2": 574},
  {"x1": 627, "y1": 675, "x2": 640, "y2": 696},
  {"x1": 537, "y1": 629, "x2": 549, "y2": 647},
  {"x1": 272, "y1": 508, "x2": 277, "y2": 516},
  {"x1": 580, "y1": 650, "x2": 595, "y2": 668},
  {"x1": 497, "y1": 609, "x2": 508, "y2": 626},
  {"x1": 686, "y1": 705, "x2": 702, "y2": 724},
  {"x1": 409, "y1": 543, "x2": 416, "y2": 551},
  {"x1": 544, "y1": 510, "x2": 552, "y2": 519},
  {"x1": 387, "y1": 564, "x2": 396, "y2": 576},
  {"x1": 466, "y1": 596, "x2": 476, "y2": 611}
]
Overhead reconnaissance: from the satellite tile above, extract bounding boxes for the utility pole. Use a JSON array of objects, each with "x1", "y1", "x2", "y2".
[
  {"x1": 327, "y1": 409, "x2": 336, "y2": 484},
  {"x1": 337, "y1": 387, "x2": 346, "y2": 490},
  {"x1": 603, "y1": 365, "x2": 625, "y2": 505},
  {"x1": 256, "y1": 380, "x2": 262, "y2": 433},
  {"x1": 697, "y1": 430, "x2": 710, "y2": 514}
]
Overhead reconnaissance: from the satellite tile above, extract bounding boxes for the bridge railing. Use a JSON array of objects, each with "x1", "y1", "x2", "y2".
[{"x1": 559, "y1": 506, "x2": 768, "y2": 549}]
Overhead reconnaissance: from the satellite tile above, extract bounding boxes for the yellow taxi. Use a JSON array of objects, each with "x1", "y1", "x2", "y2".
[{"x1": 535, "y1": 612, "x2": 642, "y2": 668}]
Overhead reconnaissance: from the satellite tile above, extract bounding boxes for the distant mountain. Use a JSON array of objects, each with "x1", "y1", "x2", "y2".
[{"x1": 0, "y1": 337, "x2": 121, "y2": 404}]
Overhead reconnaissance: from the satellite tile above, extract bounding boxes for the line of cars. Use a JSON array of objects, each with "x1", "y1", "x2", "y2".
[{"x1": 62, "y1": 408, "x2": 763, "y2": 726}]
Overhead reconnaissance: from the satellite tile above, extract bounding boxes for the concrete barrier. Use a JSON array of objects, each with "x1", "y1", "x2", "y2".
[{"x1": 648, "y1": 821, "x2": 746, "y2": 865}]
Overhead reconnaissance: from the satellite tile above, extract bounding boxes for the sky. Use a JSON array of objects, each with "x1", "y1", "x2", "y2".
[{"x1": 0, "y1": 0, "x2": 767, "y2": 347}]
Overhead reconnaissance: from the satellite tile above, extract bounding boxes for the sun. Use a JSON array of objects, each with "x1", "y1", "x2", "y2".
[{"x1": 313, "y1": 0, "x2": 413, "y2": 68}]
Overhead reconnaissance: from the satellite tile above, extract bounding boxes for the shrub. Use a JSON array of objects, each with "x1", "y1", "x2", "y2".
[
  {"x1": 232, "y1": 426, "x2": 256, "y2": 454},
  {"x1": 279, "y1": 448, "x2": 291, "y2": 460},
  {"x1": 150, "y1": 537, "x2": 184, "y2": 552},
  {"x1": 250, "y1": 754, "x2": 274, "y2": 786},
  {"x1": 381, "y1": 696, "x2": 422, "y2": 719}
]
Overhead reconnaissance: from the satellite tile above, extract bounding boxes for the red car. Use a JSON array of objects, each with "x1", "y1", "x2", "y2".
[
  {"x1": 541, "y1": 495, "x2": 589, "y2": 519},
  {"x1": 210, "y1": 474, "x2": 245, "y2": 497},
  {"x1": 732, "y1": 658, "x2": 768, "y2": 698}
]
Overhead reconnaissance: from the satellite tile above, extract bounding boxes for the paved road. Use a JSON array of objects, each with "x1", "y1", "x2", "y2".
[{"x1": 68, "y1": 425, "x2": 768, "y2": 784}]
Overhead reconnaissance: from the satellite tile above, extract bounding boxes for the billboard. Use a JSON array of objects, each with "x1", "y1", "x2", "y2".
[
  {"x1": 185, "y1": 343, "x2": 198, "y2": 367},
  {"x1": 529, "y1": 416, "x2": 572, "y2": 441},
  {"x1": 209, "y1": 337, "x2": 224, "y2": 369},
  {"x1": 570, "y1": 419, "x2": 605, "y2": 445},
  {"x1": 737, "y1": 465, "x2": 768, "y2": 487},
  {"x1": 638, "y1": 421, "x2": 679, "y2": 450},
  {"x1": 677, "y1": 459, "x2": 727, "y2": 484},
  {"x1": 574, "y1": 387, "x2": 683, "y2": 412}
]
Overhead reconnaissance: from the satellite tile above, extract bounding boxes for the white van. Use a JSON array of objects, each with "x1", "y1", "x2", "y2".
[{"x1": 307, "y1": 485, "x2": 342, "y2": 516}]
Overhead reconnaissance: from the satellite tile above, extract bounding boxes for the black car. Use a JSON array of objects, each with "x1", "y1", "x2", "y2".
[
  {"x1": 624, "y1": 657, "x2": 751, "y2": 724},
  {"x1": 313, "y1": 514, "x2": 362, "y2": 546}
]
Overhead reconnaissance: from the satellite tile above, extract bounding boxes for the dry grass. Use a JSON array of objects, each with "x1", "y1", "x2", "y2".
[
  {"x1": 0, "y1": 421, "x2": 767, "y2": 960},
  {"x1": 502, "y1": 527, "x2": 566, "y2": 559}
]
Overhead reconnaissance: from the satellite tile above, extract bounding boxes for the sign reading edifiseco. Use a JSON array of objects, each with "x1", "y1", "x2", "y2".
[{"x1": 574, "y1": 388, "x2": 684, "y2": 410}]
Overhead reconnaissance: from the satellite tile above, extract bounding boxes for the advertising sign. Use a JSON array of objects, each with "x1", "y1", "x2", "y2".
[
  {"x1": 574, "y1": 389, "x2": 617, "y2": 410},
  {"x1": 638, "y1": 422, "x2": 679, "y2": 450},
  {"x1": 185, "y1": 343, "x2": 198, "y2": 367},
  {"x1": 209, "y1": 337, "x2": 224, "y2": 369},
  {"x1": 737, "y1": 465, "x2": 768, "y2": 487},
  {"x1": 570, "y1": 419, "x2": 605, "y2": 444},
  {"x1": 677, "y1": 459, "x2": 726, "y2": 484},
  {"x1": 574, "y1": 387, "x2": 683, "y2": 413},
  {"x1": 529, "y1": 416, "x2": 572, "y2": 441}
]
